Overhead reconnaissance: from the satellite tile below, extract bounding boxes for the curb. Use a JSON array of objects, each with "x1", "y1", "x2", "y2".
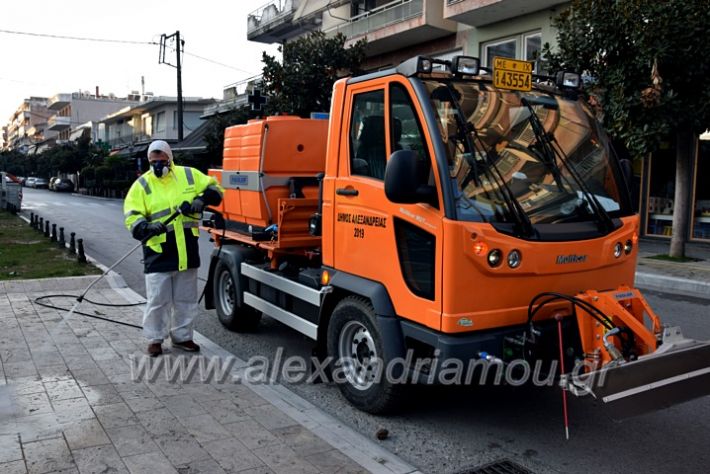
[{"x1": 635, "y1": 271, "x2": 710, "y2": 300}]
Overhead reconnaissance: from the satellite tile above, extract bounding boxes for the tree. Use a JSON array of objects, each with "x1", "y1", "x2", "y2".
[
  {"x1": 203, "y1": 107, "x2": 250, "y2": 167},
  {"x1": 543, "y1": 0, "x2": 710, "y2": 257},
  {"x1": 261, "y1": 31, "x2": 366, "y2": 117}
]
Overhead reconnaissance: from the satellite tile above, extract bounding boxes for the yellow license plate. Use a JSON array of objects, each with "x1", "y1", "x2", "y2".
[{"x1": 493, "y1": 56, "x2": 533, "y2": 91}]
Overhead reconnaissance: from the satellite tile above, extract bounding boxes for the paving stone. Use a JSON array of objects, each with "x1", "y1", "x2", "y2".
[
  {"x1": 12, "y1": 413, "x2": 62, "y2": 442},
  {"x1": 6, "y1": 377, "x2": 45, "y2": 396},
  {"x1": 0, "y1": 434, "x2": 23, "y2": 463},
  {"x1": 3, "y1": 361, "x2": 38, "y2": 379},
  {"x1": 105, "y1": 424, "x2": 159, "y2": 457},
  {"x1": 243, "y1": 405, "x2": 298, "y2": 431},
  {"x1": 303, "y1": 449, "x2": 369, "y2": 474},
  {"x1": 121, "y1": 394, "x2": 164, "y2": 414},
  {"x1": 153, "y1": 432, "x2": 212, "y2": 465},
  {"x1": 162, "y1": 394, "x2": 208, "y2": 419},
  {"x1": 201, "y1": 438, "x2": 264, "y2": 472},
  {"x1": 44, "y1": 379, "x2": 84, "y2": 402},
  {"x1": 236, "y1": 467, "x2": 276, "y2": 474},
  {"x1": 174, "y1": 457, "x2": 227, "y2": 474},
  {"x1": 72, "y1": 369, "x2": 110, "y2": 388},
  {"x1": 178, "y1": 414, "x2": 230, "y2": 443},
  {"x1": 13, "y1": 391, "x2": 53, "y2": 417},
  {"x1": 135, "y1": 408, "x2": 183, "y2": 437},
  {"x1": 271, "y1": 424, "x2": 333, "y2": 456},
  {"x1": 216, "y1": 384, "x2": 269, "y2": 409},
  {"x1": 61, "y1": 418, "x2": 111, "y2": 450},
  {"x1": 0, "y1": 460, "x2": 29, "y2": 474},
  {"x1": 122, "y1": 451, "x2": 177, "y2": 474},
  {"x1": 94, "y1": 402, "x2": 139, "y2": 429},
  {"x1": 52, "y1": 397, "x2": 95, "y2": 424},
  {"x1": 199, "y1": 398, "x2": 249, "y2": 424},
  {"x1": 36, "y1": 365, "x2": 71, "y2": 380},
  {"x1": 81, "y1": 384, "x2": 123, "y2": 407},
  {"x1": 23, "y1": 437, "x2": 74, "y2": 474},
  {"x1": 222, "y1": 420, "x2": 280, "y2": 451},
  {"x1": 72, "y1": 444, "x2": 129, "y2": 474},
  {"x1": 252, "y1": 444, "x2": 320, "y2": 474}
]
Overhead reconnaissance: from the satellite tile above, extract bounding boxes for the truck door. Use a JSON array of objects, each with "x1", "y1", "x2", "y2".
[{"x1": 333, "y1": 78, "x2": 443, "y2": 330}]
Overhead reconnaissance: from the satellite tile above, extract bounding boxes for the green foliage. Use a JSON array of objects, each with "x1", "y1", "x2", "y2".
[
  {"x1": 203, "y1": 107, "x2": 250, "y2": 167},
  {"x1": 543, "y1": 0, "x2": 710, "y2": 157},
  {"x1": 261, "y1": 31, "x2": 367, "y2": 117}
]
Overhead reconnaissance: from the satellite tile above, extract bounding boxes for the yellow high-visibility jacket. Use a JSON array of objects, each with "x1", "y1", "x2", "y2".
[{"x1": 123, "y1": 165, "x2": 223, "y2": 273}]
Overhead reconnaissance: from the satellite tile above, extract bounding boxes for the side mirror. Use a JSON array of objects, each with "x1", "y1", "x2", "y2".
[{"x1": 384, "y1": 150, "x2": 438, "y2": 207}]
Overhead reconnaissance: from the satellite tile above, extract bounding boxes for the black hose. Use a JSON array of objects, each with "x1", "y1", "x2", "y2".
[
  {"x1": 33, "y1": 294, "x2": 144, "y2": 329},
  {"x1": 527, "y1": 291, "x2": 616, "y2": 330}
]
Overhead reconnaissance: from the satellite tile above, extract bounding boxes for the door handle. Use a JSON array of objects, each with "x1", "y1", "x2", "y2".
[{"x1": 336, "y1": 187, "x2": 359, "y2": 196}]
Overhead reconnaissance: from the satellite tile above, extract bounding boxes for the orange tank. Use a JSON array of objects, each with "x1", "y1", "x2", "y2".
[{"x1": 210, "y1": 116, "x2": 328, "y2": 229}]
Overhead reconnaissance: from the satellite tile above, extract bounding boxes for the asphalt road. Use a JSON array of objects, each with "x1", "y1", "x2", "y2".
[{"x1": 20, "y1": 187, "x2": 710, "y2": 474}]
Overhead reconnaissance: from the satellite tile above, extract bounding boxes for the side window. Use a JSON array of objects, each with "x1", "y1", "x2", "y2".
[
  {"x1": 390, "y1": 83, "x2": 433, "y2": 190},
  {"x1": 350, "y1": 90, "x2": 386, "y2": 180}
]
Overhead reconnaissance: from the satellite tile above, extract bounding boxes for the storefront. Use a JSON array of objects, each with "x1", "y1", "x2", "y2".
[{"x1": 637, "y1": 132, "x2": 710, "y2": 242}]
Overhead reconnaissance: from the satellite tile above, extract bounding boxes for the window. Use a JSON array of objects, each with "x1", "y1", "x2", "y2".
[
  {"x1": 390, "y1": 83, "x2": 433, "y2": 191},
  {"x1": 154, "y1": 112, "x2": 165, "y2": 133},
  {"x1": 482, "y1": 31, "x2": 542, "y2": 72},
  {"x1": 350, "y1": 90, "x2": 386, "y2": 180}
]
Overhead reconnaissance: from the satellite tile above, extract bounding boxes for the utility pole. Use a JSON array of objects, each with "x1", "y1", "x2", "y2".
[{"x1": 159, "y1": 31, "x2": 184, "y2": 141}]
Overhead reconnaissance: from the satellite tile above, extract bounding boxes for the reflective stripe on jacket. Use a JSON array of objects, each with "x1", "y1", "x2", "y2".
[{"x1": 123, "y1": 165, "x2": 223, "y2": 273}]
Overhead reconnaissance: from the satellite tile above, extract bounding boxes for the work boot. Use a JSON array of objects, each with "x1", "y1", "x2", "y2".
[
  {"x1": 147, "y1": 343, "x2": 163, "y2": 357},
  {"x1": 172, "y1": 340, "x2": 200, "y2": 352}
]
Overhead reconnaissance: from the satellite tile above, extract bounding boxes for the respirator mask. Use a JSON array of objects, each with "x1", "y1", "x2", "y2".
[{"x1": 151, "y1": 160, "x2": 170, "y2": 178}]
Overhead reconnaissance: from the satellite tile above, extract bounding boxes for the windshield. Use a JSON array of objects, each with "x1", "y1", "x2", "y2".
[{"x1": 423, "y1": 80, "x2": 630, "y2": 227}]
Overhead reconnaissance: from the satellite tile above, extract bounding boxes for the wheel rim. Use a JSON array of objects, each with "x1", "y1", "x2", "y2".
[
  {"x1": 338, "y1": 320, "x2": 380, "y2": 391},
  {"x1": 217, "y1": 269, "x2": 235, "y2": 317}
]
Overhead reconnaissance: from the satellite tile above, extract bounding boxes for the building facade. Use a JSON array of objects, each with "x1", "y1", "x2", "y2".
[
  {"x1": 97, "y1": 96, "x2": 216, "y2": 156},
  {"x1": 3, "y1": 97, "x2": 54, "y2": 153},
  {"x1": 246, "y1": 0, "x2": 710, "y2": 245}
]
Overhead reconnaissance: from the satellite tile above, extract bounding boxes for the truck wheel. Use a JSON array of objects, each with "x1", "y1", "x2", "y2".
[
  {"x1": 213, "y1": 259, "x2": 261, "y2": 331},
  {"x1": 327, "y1": 296, "x2": 403, "y2": 414}
]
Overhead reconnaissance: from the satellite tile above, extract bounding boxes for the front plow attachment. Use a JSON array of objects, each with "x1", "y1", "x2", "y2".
[{"x1": 568, "y1": 327, "x2": 710, "y2": 419}]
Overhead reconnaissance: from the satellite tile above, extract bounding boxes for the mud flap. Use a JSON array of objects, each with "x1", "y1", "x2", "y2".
[{"x1": 569, "y1": 330, "x2": 710, "y2": 419}]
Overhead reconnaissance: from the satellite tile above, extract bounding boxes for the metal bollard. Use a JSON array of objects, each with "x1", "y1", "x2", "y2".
[
  {"x1": 39, "y1": 217, "x2": 44, "y2": 233},
  {"x1": 30, "y1": 212, "x2": 34, "y2": 227},
  {"x1": 32, "y1": 214, "x2": 38, "y2": 229},
  {"x1": 58, "y1": 227, "x2": 66, "y2": 247},
  {"x1": 69, "y1": 232, "x2": 76, "y2": 254},
  {"x1": 77, "y1": 238, "x2": 87, "y2": 263},
  {"x1": 44, "y1": 220, "x2": 50, "y2": 238},
  {"x1": 51, "y1": 223, "x2": 57, "y2": 242}
]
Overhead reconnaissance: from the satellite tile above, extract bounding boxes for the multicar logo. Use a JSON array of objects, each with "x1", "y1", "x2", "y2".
[{"x1": 556, "y1": 254, "x2": 588, "y2": 264}]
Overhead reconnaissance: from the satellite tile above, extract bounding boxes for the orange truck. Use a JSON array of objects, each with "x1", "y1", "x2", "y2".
[{"x1": 202, "y1": 55, "x2": 710, "y2": 417}]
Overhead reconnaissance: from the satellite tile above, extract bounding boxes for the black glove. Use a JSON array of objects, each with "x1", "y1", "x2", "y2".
[
  {"x1": 133, "y1": 221, "x2": 167, "y2": 241},
  {"x1": 189, "y1": 197, "x2": 205, "y2": 214}
]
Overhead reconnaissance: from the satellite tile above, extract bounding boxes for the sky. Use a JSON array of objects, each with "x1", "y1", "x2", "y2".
[{"x1": 0, "y1": 0, "x2": 280, "y2": 123}]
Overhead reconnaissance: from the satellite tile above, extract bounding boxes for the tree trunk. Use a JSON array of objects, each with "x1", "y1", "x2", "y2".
[{"x1": 669, "y1": 130, "x2": 696, "y2": 258}]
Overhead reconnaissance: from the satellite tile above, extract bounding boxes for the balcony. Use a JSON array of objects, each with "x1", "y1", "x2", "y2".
[
  {"x1": 48, "y1": 115, "x2": 71, "y2": 131},
  {"x1": 324, "y1": 0, "x2": 456, "y2": 56},
  {"x1": 444, "y1": 0, "x2": 568, "y2": 27},
  {"x1": 248, "y1": 0, "x2": 315, "y2": 43},
  {"x1": 106, "y1": 133, "x2": 151, "y2": 149},
  {"x1": 48, "y1": 93, "x2": 72, "y2": 111}
]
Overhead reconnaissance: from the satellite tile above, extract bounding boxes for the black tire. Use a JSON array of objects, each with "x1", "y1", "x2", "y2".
[
  {"x1": 326, "y1": 296, "x2": 404, "y2": 414},
  {"x1": 212, "y1": 259, "x2": 261, "y2": 331}
]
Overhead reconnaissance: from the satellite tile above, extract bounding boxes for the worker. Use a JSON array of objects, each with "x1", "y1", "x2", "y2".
[{"x1": 123, "y1": 140, "x2": 223, "y2": 357}]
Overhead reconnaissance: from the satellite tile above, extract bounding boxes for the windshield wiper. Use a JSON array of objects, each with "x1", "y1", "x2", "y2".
[
  {"x1": 443, "y1": 84, "x2": 536, "y2": 238},
  {"x1": 520, "y1": 97, "x2": 616, "y2": 233}
]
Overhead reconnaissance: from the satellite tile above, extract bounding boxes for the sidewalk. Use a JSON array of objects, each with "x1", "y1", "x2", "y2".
[
  {"x1": 635, "y1": 239, "x2": 710, "y2": 299},
  {"x1": 0, "y1": 276, "x2": 419, "y2": 474}
]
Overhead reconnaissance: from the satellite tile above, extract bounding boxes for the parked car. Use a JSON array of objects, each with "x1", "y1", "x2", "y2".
[
  {"x1": 25, "y1": 177, "x2": 37, "y2": 188},
  {"x1": 53, "y1": 179, "x2": 75, "y2": 192},
  {"x1": 33, "y1": 178, "x2": 49, "y2": 189},
  {"x1": 48, "y1": 177, "x2": 59, "y2": 191}
]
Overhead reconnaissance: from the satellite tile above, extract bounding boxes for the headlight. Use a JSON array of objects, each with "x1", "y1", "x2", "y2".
[
  {"x1": 487, "y1": 249, "x2": 502, "y2": 267},
  {"x1": 507, "y1": 249, "x2": 522, "y2": 268},
  {"x1": 624, "y1": 239, "x2": 633, "y2": 255},
  {"x1": 613, "y1": 242, "x2": 623, "y2": 258}
]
